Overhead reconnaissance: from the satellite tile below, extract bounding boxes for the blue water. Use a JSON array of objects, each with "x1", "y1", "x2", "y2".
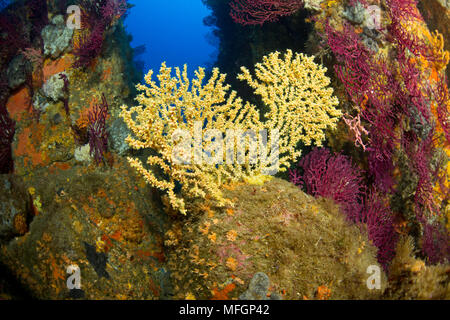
[
  {"x1": 125, "y1": 0, "x2": 217, "y2": 80},
  {"x1": 0, "y1": 0, "x2": 11, "y2": 11}
]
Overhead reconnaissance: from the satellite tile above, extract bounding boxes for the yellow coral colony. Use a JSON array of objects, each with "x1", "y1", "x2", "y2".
[
  {"x1": 238, "y1": 50, "x2": 341, "y2": 169},
  {"x1": 120, "y1": 50, "x2": 341, "y2": 214},
  {"x1": 121, "y1": 64, "x2": 261, "y2": 215}
]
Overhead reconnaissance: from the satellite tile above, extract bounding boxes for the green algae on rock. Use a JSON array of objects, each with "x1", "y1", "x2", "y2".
[
  {"x1": 165, "y1": 178, "x2": 386, "y2": 300},
  {"x1": 0, "y1": 158, "x2": 171, "y2": 299}
]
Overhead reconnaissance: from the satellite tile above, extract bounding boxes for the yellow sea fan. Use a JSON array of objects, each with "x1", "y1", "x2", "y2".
[
  {"x1": 121, "y1": 64, "x2": 259, "y2": 214},
  {"x1": 121, "y1": 51, "x2": 341, "y2": 215},
  {"x1": 238, "y1": 50, "x2": 341, "y2": 169}
]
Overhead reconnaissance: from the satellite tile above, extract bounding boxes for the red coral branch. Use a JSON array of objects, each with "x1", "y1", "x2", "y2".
[
  {"x1": 422, "y1": 222, "x2": 450, "y2": 265},
  {"x1": 290, "y1": 147, "x2": 365, "y2": 222},
  {"x1": 324, "y1": 22, "x2": 373, "y2": 105},
  {"x1": 88, "y1": 94, "x2": 109, "y2": 164},
  {"x1": 229, "y1": 0, "x2": 303, "y2": 25},
  {"x1": 361, "y1": 189, "x2": 398, "y2": 271}
]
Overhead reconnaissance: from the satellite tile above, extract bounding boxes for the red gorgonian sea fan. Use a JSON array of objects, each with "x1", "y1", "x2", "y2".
[
  {"x1": 433, "y1": 76, "x2": 450, "y2": 144},
  {"x1": 421, "y1": 222, "x2": 450, "y2": 265},
  {"x1": 401, "y1": 130, "x2": 438, "y2": 221},
  {"x1": 386, "y1": 0, "x2": 422, "y2": 22},
  {"x1": 361, "y1": 189, "x2": 398, "y2": 271},
  {"x1": 289, "y1": 147, "x2": 365, "y2": 222},
  {"x1": 101, "y1": 0, "x2": 128, "y2": 22},
  {"x1": 229, "y1": 0, "x2": 304, "y2": 25},
  {"x1": 88, "y1": 94, "x2": 109, "y2": 164},
  {"x1": 289, "y1": 148, "x2": 399, "y2": 270},
  {"x1": 73, "y1": 23, "x2": 105, "y2": 69},
  {"x1": 324, "y1": 22, "x2": 373, "y2": 106},
  {"x1": 74, "y1": 0, "x2": 129, "y2": 69}
]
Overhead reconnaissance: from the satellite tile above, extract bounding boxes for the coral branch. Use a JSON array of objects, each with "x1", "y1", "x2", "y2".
[
  {"x1": 343, "y1": 113, "x2": 369, "y2": 151},
  {"x1": 422, "y1": 222, "x2": 450, "y2": 265},
  {"x1": 290, "y1": 147, "x2": 365, "y2": 222},
  {"x1": 73, "y1": 24, "x2": 105, "y2": 69},
  {"x1": 361, "y1": 189, "x2": 398, "y2": 271},
  {"x1": 229, "y1": 0, "x2": 303, "y2": 25},
  {"x1": 324, "y1": 22, "x2": 372, "y2": 105},
  {"x1": 88, "y1": 94, "x2": 109, "y2": 164},
  {"x1": 122, "y1": 52, "x2": 340, "y2": 214},
  {"x1": 74, "y1": 0, "x2": 129, "y2": 68}
]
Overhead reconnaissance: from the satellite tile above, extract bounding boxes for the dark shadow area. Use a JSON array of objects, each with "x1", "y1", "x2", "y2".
[
  {"x1": 0, "y1": 261, "x2": 34, "y2": 299},
  {"x1": 202, "y1": 0, "x2": 313, "y2": 107}
]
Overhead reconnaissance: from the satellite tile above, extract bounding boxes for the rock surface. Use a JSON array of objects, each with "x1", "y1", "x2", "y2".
[
  {"x1": 0, "y1": 159, "x2": 171, "y2": 299},
  {"x1": 42, "y1": 72, "x2": 67, "y2": 102},
  {"x1": 165, "y1": 178, "x2": 386, "y2": 300},
  {"x1": 41, "y1": 15, "x2": 73, "y2": 59},
  {"x1": 6, "y1": 54, "x2": 32, "y2": 90},
  {"x1": 0, "y1": 175, "x2": 29, "y2": 241}
]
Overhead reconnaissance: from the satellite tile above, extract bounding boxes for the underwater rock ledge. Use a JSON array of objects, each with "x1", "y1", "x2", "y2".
[{"x1": 165, "y1": 177, "x2": 386, "y2": 300}]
